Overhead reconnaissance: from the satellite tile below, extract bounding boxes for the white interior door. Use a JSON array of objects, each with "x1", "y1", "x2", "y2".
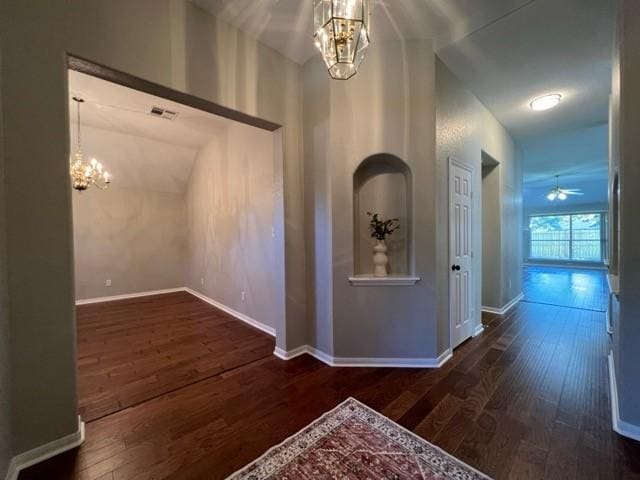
[{"x1": 449, "y1": 158, "x2": 474, "y2": 349}]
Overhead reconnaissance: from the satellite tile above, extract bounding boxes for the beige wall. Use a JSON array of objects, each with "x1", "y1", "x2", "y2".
[
  {"x1": 482, "y1": 162, "x2": 501, "y2": 307},
  {"x1": 0, "y1": 0, "x2": 304, "y2": 460},
  {"x1": 612, "y1": 0, "x2": 640, "y2": 430},
  {"x1": 332, "y1": 41, "x2": 439, "y2": 358},
  {"x1": 304, "y1": 40, "x2": 441, "y2": 359},
  {"x1": 73, "y1": 186, "x2": 187, "y2": 300},
  {"x1": 185, "y1": 122, "x2": 282, "y2": 330},
  {"x1": 0, "y1": 47, "x2": 12, "y2": 476},
  {"x1": 302, "y1": 56, "x2": 333, "y2": 354},
  {"x1": 71, "y1": 125, "x2": 192, "y2": 300},
  {"x1": 436, "y1": 58, "x2": 522, "y2": 320}
]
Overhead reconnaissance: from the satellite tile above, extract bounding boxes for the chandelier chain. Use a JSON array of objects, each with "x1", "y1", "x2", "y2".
[{"x1": 76, "y1": 99, "x2": 81, "y2": 153}]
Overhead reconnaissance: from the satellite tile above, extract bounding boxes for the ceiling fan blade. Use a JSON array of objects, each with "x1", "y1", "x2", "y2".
[
  {"x1": 565, "y1": 191, "x2": 584, "y2": 195},
  {"x1": 561, "y1": 188, "x2": 582, "y2": 192}
]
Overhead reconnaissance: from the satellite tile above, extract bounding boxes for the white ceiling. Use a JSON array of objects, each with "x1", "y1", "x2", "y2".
[
  {"x1": 521, "y1": 123, "x2": 609, "y2": 208},
  {"x1": 69, "y1": 124, "x2": 198, "y2": 194},
  {"x1": 192, "y1": 0, "x2": 614, "y2": 143},
  {"x1": 523, "y1": 177, "x2": 608, "y2": 210},
  {"x1": 437, "y1": 0, "x2": 615, "y2": 143},
  {"x1": 69, "y1": 70, "x2": 228, "y2": 150},
  {"x1": 192, "y1": 0, "x2": 615, "y2": 206},
  {"x1": 68, "y1": 70, "x2": 233, "y2": 193},
  {"x1": 190, "y1": 0, "x2": 535, "y2": 65}
]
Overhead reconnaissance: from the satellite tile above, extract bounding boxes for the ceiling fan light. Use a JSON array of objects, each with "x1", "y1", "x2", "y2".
[
  {"x1": 558, "y1": 192, "x2": 567, "y2": 200},
  {"x1": 547, "y1": 192, "x2": 557, "y2": 201}
]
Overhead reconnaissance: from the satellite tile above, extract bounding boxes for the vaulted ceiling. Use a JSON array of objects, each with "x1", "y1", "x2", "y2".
[
  {"x1": 68, "y1": 70, "x2": 229, "y2": 193},
  {"x1": 191, "y1": 0, "x2": 614, "y2": 205},
  {"x1": 191, "y1": 0, "x2": 535, "y2": 64},
  {"x1": 192, "y1": 0, "x2": 614, "y2": 143},
  {"x1": 437, "y1": 0, "x2": 614, "y2": 143}
]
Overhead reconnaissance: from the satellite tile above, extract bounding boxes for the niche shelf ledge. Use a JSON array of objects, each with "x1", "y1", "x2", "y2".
[{"x1": 348, "y1": 275, "x2": 421, "y2": 287}]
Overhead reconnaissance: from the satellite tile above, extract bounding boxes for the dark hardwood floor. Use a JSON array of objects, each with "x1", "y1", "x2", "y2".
[
  {"x1": 75, "y1": 292, "x2": 274, "y2": 421},
  {"x1": 20, "y1": 294, "x2": 640, "y2": 479}
]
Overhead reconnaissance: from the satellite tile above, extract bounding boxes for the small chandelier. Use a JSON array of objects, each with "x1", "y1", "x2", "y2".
[
  {"x1": 70, "y1": 97, "x2": 111, "y2": 192},
  {"x1": 314, "y1": 0, "x2": 370, "y2": 80}
]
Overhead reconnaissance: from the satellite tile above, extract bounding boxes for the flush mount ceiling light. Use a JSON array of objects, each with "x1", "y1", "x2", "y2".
[
  {"x1": 546, "y1": 175, "x2": 583, "y2": 201},
  {"x1": 530, "y1": 93, "x2": 562, "y2": 111},
  {"x1": 313, "y1": 0, "x2": 371, "y2": 80},
  {"x1": 69, "y1": 97, "x2": 111, "y2": 192}
]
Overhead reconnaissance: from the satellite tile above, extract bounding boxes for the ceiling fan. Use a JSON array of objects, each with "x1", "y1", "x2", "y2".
[{"x1": 547, "y1": 175, "x2": 583, "y2": 201}]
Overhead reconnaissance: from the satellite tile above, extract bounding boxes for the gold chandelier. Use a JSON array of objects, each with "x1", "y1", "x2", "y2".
[
  {"x1": 70, "y1": 97, "x2": 111, "y2": 192},
  {"x1": 314, "y1": 0, "x2": 370, "y2": 80}
]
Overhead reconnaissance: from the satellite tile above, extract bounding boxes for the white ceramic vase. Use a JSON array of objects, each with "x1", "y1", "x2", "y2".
[{"x1": 373, "y1": 239, "x2": 388, "y2": 277}]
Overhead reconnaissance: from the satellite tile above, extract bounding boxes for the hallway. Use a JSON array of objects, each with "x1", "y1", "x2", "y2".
[{"x1": 522, "y1": 265, "x2": 608, "y2": 311}]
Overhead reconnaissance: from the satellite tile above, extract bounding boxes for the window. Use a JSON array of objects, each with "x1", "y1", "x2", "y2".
[{"x1": 529, "y1": 212, "x2": 607, "y2": 263}]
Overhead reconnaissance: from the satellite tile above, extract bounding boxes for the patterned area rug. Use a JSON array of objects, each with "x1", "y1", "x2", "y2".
[{"x1": 227, "y1": 397, "x2": 491, "y2": 479}]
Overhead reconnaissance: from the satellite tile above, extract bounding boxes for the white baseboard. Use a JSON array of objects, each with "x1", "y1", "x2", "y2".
[
  {"x1": 482, "y1": 293, "x2": 524, "y2": 315},
  {"x1": 4, "y1": 416, "x2": 84, "y2": 480},
  {"x1": 75, "y1": 287, "x2": 185, "y2": 305},
  {"x1": 274, "y1": 345, "x2": 452, "y2": 368},
  {"x1": 184, "y1": 287, "x2": 276, "y2": 337},
  {"x1": 608, "y1": 352, "x2": 640, "y2": 442},
  {"x1": 273, "y1": 345, "x2": 308, "y2": 360},
  {"x1": 76, "y1": 287, "x2": 276, "y2": 338},
  {"x1": 473, "y1": 323, "x2": 485, "y2": 337}
]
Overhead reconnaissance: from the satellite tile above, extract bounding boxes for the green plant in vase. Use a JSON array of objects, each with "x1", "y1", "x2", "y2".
[{"x1": 367, "y1": 212, "x2": 399, "y2": 277}]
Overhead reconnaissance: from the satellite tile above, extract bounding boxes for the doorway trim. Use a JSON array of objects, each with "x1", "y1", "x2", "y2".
[
  {"x1": 67, "y1": 54, "x2": 281, "y2": 132},
  {"x1": 448, "y1": 156, "x2": 475, "y2": 351},
  {"x1": 65, "y1": 53, "x2": 288, "y2": 384}
]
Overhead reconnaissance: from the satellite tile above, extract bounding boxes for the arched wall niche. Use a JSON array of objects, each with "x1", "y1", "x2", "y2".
[{"x1": 353, "y1": 154, "x2": 413, "y2": 276}]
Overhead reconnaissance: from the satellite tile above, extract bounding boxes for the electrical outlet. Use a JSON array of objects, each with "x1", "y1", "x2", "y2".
[
  {"x1": 106, "y1": 279, "x2": 112, "y2": 287},
  {"x1": 200, "y1": 277, "x2": 205, "y2": 286},
  {"x1": 241, "y1": 291, "x2": 246, "y2": 301}
]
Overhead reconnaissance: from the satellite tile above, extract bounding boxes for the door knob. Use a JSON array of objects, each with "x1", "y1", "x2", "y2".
[{"x1": 451, "y1": 265, "x2": 461, "y2": 271}]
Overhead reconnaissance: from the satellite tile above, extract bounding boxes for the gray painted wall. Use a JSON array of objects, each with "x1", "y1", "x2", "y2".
[
  {"x1": 612, "y1": 0, "x2": 640, "y2": 430},
  {"x1": 436, "y1": 58, "x2": 523, "y2": 316},
  {"x1": 301, "y1": 44, "x2": 523, "y2": 360},
  {"x1": 73, "y1": 185, "x2": 187, "y2": 300},
  {"x1": 71, "y1": 125, "x2": 191, "y2": 300},
  {"x1": 302, "y1": 56, "x2": 333, "y2": 355},
  {"x1": 0, "y1": 47, "x2": 13, "y2": 478},
  {"x1": 0, "y1": 0, "x2": 305, "y2": 461},
  {"x1": 304, "y1": 40, "x2": 441, "y2": 359},
  {"x1": 185, "y1": 122, "x2": 282, "y2": 330},
  {"x1": 482, "y1": 162, "x2": 501, "y2": 307},
  {"x1": 331, "y1": 41, "x2": 438, "y2": 358}
]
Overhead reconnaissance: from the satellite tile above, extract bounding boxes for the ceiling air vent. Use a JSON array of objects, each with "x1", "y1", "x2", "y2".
[{"x1": 149, "y1": 106, "x2": 178, "y2": 120}]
